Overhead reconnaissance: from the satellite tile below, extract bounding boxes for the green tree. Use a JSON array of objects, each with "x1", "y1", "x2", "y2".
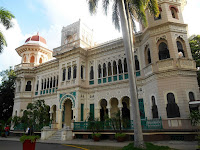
[
  {"x1": 0, "y1": 7, "x2": 15, "y2": 53},
  {"x1": 13, "y1": 100, "x2": 50, "y2": 134},
  {"x1": 0, "y1": 67, "x2": 16, "y2": 122},
  {"x1": 189, "y1": 35, "x2": 200, "y2": 86},
  {"x1": 87, "y1": 0, "x2": 159, "y2": 148},
  {"x1": 189, "y1": 35, "x2": 200, "y2": 67}
]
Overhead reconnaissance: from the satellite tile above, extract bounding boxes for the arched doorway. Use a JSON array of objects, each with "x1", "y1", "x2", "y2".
[
  {"x1": 121, "y1": 96, "x2": 130, "y2": 121},
  {"x1": 100, "y1": 99, "x2": 108, "y2": 121},
  {"x1": 62, "y1": 99, "x2": 73, "y2": 127},
  {"x1": 110, "y1": 98, "x2": 119, "y2": 118}
]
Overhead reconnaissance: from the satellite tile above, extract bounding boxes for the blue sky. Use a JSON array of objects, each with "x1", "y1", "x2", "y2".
[{"x1": 0, "y1": 0, "x2": 200, "y2": 73}]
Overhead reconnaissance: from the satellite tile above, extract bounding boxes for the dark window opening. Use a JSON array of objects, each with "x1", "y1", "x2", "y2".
[
  {"x1": 25, "y1": 81, "x2": 32, "y2": 91},
  {"x1": 166, "y1": 93, "x2": 180, "y2": 118},
  {"x1": 124, "y1": 58, "x2": 128, "y2": 73},
  {"x1": 47, "y1": 78, "x2": 49, "y2": 89},
  {"x1": 44, "y1": 79, "x2": 46, "y2": 89},
  {"x1": 50, "y1": 77, "x2": 52, "y2": 88},
  {"x1": 103, "y1": 63, "x2": 107, "y2": 77},
  {"x1": 62, "y1": 68, "x2": 66, "y2": 81},
  {"x1": 81, "y1": 65, "x2": 83, "y2": 79},
  {"x1": 98, "y1": 64, "x2": 102, "y2": 78},
  {"x1": 158, "y1": 42, "x2": 170, "y2": 60},
  {"x1": 68, "y1": 67, "x2": 71, "y2": 80},
  {"x1": 73, "y1": 66, "x2": 77, "y2": 79},
  {"x1": 177, "y1": 41, "x2": 185, "y2": 57},
  {"x1": 147, "y1": 48, "x2": 151, "y2": 64},
  {"x1": 151, "y1": 96, "x2": 158, "y2": 118},
  {"x1": 118, "y1": 59, "x2": 123, "y2": 74},
  {"x1": 135, "y1": 55, "x2": 140, "y2": 71},
  {"x1": 108, "y1": 62, "x2": 112, "y2": 76},
  {"x1": 53, "y1": 77, "x2": 56, "y2": 87},
  {"x1": 189, "y1": 92, "x2": 195, "y2": 102},
  {"x1": 113, "y1": 61, "x2": 117, "y2": 75},
  {"x1": 90, "y1": 66, "x2": 94, "y2": 80}
]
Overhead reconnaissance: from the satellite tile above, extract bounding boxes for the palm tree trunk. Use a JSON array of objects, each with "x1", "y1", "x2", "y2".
[{"x1": 118, "y1": 0, "x2": 145, "y2": 148}]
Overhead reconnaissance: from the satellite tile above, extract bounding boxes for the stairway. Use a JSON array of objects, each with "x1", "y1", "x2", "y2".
[{"x1": 48, "y1": 130, "x2": 62, "y2": 141}]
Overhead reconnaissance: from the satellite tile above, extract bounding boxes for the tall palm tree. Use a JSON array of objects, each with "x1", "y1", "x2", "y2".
[
  {"x1": 87, "y1": 0, "x2": 159, "y2": 148},
  {"x1": 0, "y1": 7, "x2": 15, "y2": 53}
]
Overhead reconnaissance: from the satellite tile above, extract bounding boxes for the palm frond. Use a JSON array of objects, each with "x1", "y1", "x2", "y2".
[
  {"x1": 112, "y1": 0, "x2": 120, "y2": 31},
  {"x1": 129, "y1": 0, "x2": 147, "y2": 27},
  {"x1": 102, "y1": 0, "x2": 110, "y2": 15},
  {"x1": 0, "y1": 7, "x2": 15, "y2": 30},
  {"x1": 146, "y1": 0, "x2": 160, "y2": 17},
  {"x1": 87, "y1": 0, "x2": 99, "y2": 15},
  {"x1": 0, "y1": 31, "x2": 7, "y2": 53}
]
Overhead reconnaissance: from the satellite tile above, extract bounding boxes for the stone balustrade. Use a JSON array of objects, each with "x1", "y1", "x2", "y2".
[{"x1": 14, "y1": 63, "x2": 35, "y2": 71}]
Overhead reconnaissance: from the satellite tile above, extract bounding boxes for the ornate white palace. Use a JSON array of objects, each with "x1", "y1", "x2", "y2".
[{"x1": 13, "y1": 0, "x2": 199, "y2": 133}]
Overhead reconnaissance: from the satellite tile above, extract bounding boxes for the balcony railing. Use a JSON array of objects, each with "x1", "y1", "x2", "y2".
[
  {"x1": 15, "y1": 63, "x2": 35, "y2": 71},
  {"x1": 73, "y1": 117, "x2": 163, "y2": 131}
]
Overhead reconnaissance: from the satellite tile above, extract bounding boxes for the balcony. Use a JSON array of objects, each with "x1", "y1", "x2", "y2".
[
  {"x1": 156, "y1": 58, "x2": 175, "y2": 71},
  {"x1": 15, "y1": 63, "x2": 35, "y2": 71}
]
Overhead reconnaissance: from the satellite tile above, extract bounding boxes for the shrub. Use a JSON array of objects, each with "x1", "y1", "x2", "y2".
[{"x1": 20, "y1": 135, "x2": 40, "y2": 143}]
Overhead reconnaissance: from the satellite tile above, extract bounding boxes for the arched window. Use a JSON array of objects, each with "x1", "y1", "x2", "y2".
[
  {"x1": 30, "y1": 55, "x2": 35, "y2": 63},
  {"x1": 151, "y1": 96, "x2": 158, "y2": 118},
  {"x1": 41, "y1": 79, "x2": 43, "y2": 90},
  {"x1": 166, "y1": 93, "x2": 180, "y2": 118},
  {"x1": 50, "y1": 77, "x2": 52, "y2": 88},
  {"x1": 108, "y1": 62, "x2": 112, "y2": 76},
  {"x1": 118, "y1": 59, "x2": 123, "y2": 74},
  {"x1": 124, "y1": 58, "x2": 128, "y2": 73},
  {"x1": 44, "y1": 79, "x2": 46, "y2": 89},
  {"x1": 81, "y1": 65, "x2": 84, "y2": 79},
  {"x1": 135, "y1": 55, "x2": 140, "y2": 71},
  {"x1": 39, "y1": 57, "x2": 43, "y2": 64},
  {"x1": 113, "y1": 61, "x2": 117, "y2": 75},
  {"x1": 62, "y1": 68, "x2": 66, "y2": 81},
  {"x1": 176, "y1": 41, "x2": 185, "y2": 57},
  {"x1": 73, "y1": 66, "x2": 77, "y2": 79},
  {"x1": 154, "y1": 7, "x2": 162, "y2": 20},
  {"x1": 25, "y1": 81, "x2": 32, "y2": 91},
  {"x1": 158, "y1": 42, "x2": 170, "y2": 60},
  {"x1": 23, "y1": 55, "x2": 26, "y2": 63},
  {"x1": 36, "y1": 80, "x2": 39, "y2": 91},
  {"x1": 98, "y1": 64, "x2": 102, "y2": 78},
  {"x1": 189, "y1": 92, "x2": 195, "y2": 102},
  {"x1": 170, "y1": 7, "x2": 178, "y2": 19},
  {"x1": 147, "y1": 48, "x2": 151, "y2": 64},
  {"x1": 47, "y1": 78, "x2": 49, "y2": 88},
  {"x1": 90, "y1": 66, "x2": 94, "y2": 80},
  {"x1": 56, "y1": 75, "x2": 58, "y2": 86},
  {"x1": 53, "y1": 77, "x2": 56, "y2": 87},
  {"x1": 68, "y1": 67, "x2": 71, "y2": 80},
  {"x1": 103, "y1": 63, "x2": 107, "y2": 77}
]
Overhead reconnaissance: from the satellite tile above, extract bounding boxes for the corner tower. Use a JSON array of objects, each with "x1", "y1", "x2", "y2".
[{"x1": 53, "y1": 19, "x2": 94, "y2": 56}]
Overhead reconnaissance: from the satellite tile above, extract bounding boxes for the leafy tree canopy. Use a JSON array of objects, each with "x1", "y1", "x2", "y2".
[
  {"x1": 189, "y1": 35, "x2": 200, "y2": 67},
  {"x1": 13, "y1": 100, "x2": 50, "y2": 133},
  {"x1": 189, "y1": 35, "x2": 200, "y2": 86},
  {"x1": 0, "y1": 7, "x2": 15, "y2": 53},
  {"x1": 0, "y1": 67, "x2": 16, "y2": 122}
]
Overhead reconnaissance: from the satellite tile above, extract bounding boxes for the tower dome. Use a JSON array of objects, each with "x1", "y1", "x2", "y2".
[{"x1": 25, "y1": 33, "x2": 47, "y2": 48}]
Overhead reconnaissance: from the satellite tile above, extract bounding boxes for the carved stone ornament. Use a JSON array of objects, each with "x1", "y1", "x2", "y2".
[{"x1": 155, "y1": 35, "x2": 167, "y2": 43}]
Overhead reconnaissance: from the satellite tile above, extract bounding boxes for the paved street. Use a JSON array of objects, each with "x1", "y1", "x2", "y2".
[{"x1": 0, "y1": 141, "x2": 84, "y2": 150}]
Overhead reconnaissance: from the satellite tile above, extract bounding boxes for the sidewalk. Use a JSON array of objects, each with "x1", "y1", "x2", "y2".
[{"x1": 0, "y1": 136, "x2": 198, "y2": 150}]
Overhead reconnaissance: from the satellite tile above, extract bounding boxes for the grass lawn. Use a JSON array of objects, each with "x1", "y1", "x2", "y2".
[
  {"x1": 73, "y1": 143, "x2": 177, "y2": 150},
  {"x1": 122, "y1": 143, "x2": 177, "y2": 150},
  {"x1": 72, "y1": 145, "x2": 122, "y2": 150}
]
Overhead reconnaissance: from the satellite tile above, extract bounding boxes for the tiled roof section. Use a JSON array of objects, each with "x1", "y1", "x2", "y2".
[{"x1": 25, "y1": 33, "x2": 47, "y2": 44}]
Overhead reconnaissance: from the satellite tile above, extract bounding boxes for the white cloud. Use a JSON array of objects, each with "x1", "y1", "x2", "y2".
[
  {"x1": 182, "y1": 0, "x2": 200, "y2": 37},
  {"x1": 38, "y1": 0, "x2": 122, "y2": 44},
  {"x1": 0, "y1": 19, "x2": 25, "y2": 71}
]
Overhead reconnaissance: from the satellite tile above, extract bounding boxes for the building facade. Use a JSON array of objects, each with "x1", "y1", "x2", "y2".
[{"x1": 13, "y1": 0, "x2": 199, "y2": 130}]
